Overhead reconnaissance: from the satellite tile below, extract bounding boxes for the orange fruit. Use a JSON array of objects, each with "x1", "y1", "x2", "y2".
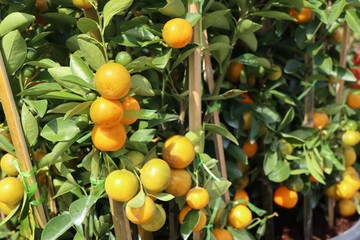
[
  {"x1": 140, "y1": 158, "x2": 171, "y2": 193},
  {"x1": 213, "y1": 228, "x2": 233, "y2": 240},
  {"x1": 165, "y1": 168, "x2": 192, "y2": 197},
  {"x1": 242, "y1": 140, "x2": 258, "y2": 158},
  {"x1": 243, "y1": 111, "x2": 251, "y2": 131},
  {"x1": 336, "y1": 180, "x2": 357, "y2": 199},
  {"x1": 288, "y1": 8, "x2": 313, "y2": 24},
  {"x1": 90, "y1": 97, "x2": 124, "y2": 127},
  {"x1": 162, "y1": 135, "x2": 195, "y2": 169},
  {"x1": 120, "y1": 96, "x2": 140, "y2": 125},
  {"x1": 346, "y1": 93, "x2": 360, "y2": 109},
  {"x1": 0, "y1": 202, "x2": 17, "y2": 216},
  {"x1": 345, "y1": 166, "x2": 359, "y2": 178},
  {"x1": 125, "y1": 196, "x2": 156, "y2": 224},
  {"x1": 267, "y1": 65, "x2": 282, "y2": 81},
  {"x1": 313, "y1": 112, "x2": 329, "y2": 129},
  {"x1": 105, "y1": 169, "x2": 139, "y2": 202},
  {"x1": 227, "y1": 62, "x2": 243, "y2": 83},
  {"x1": 162, "y1": 18, "x2": 193, "y2": 49},
  {"x1": 140, "y1": 204, "x2": 166, "y2": 232},
  {"x1": 343, "y1": 146, "x2": 357, "y2": 167},
  {"x1": 342, "y1": 130, "x2": 360, "y2": 146},
  {"x1": 325, "y1": 184, "x2": 338, "y2": 199},
  {"x1": 91, "y1": 123, "x2": 127, "y2": 152},
  {"x1": 186, "y1": 187, "x2": 209, "y2": 210},
  {"x1": 239, "y1": 93, "x2": 254, "y2": 104},
  {"x1": 233, "y1": 188, "x2": 249, "y2": 205},
  {"x1": 338, "y1": 199, "x2": 356, "y2": 217},
  {"x1": 94, "y1": 62, "x2": 131, "y2": 99},
  {"x1": 0, "y1": 177, "x2": 24, "y2": 205},
  {"x1": 0, "y1": 153, "x2": 19, "y2": 176},
  {"x1": 343, "y1": 172, "x2": 360, "y2": 191},
  {"x1": 273, "y1": 185, "x2": 298, "y2": 209},
  {"x1": 179, "y1": 205, "x2": 207, "y2": 232},
  {"x1": 227, "y1": 204, "x2": 252, "y2": 229},
  {"x1": 72, "y1": 0, "x2": 92, "y2": 9}
]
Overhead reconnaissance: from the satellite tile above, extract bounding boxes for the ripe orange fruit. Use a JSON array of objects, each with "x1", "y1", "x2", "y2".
[
  {"x1": 90, "y1": 97, "x2": 124, "y2": 127},
  {"x1": 342, "y1": 130, "x2": 360, "y2": 146},
  {"x1": 227, "y1": 62, "x2": 243, "y2": 83},
  {"x1": 239, "y1": 93, "x2": 254, "y2": 104},
  {"x1": 243, "y1": 111, "x2": 251, "y2": 131},
  {"x1": 162, "y1": 135, "x2": 195, "y2": 169},
  {"x1": 273, "y1": 185, "x2": 298, "y2": 209},
  {"x1": 242, "y1": 140, "x2": 258, "y2": 158},
  {"x1": 336, "y1": 180, "x2": 356, "y2": 199},
  {"x1": 0, "y1": 202, "x2": 17, "y2": 216},
  {"x1": 0, "y1": 177, "x2": 24, "y2": 205},
  {"x1": 345, "y1": 166, "x2": 359, "y2": 178},
  {"x1": 346, "y1": 93, "x2": 360, "y2": 109},
  {"x1": 313, "y1": 112, "x2": 329, "y2": 129},
  {"x1": 162, "y1": 18, "x2": 193, "y2": 49},
  {"x1": 140, "y1": 204, "x2": 166, "y2": 232},
  {"x1": 179, "y1": 205, "x2": 207, "y2": 232},
  {"x1": 72, "y1": 0, "x2": 92, "y2": 9},
  {"x1": 140, "y1": 158, "x2": 171, "y2": 193},
  {"x1": 125, "y1": 196, "x2": 156, "y2": 224},
  {"x1": 91, "y1": 123, "x2": 127, "y2": 152},
  {"x1": 165, "y1": 168, "x2": 192, "y2": 197},
  {"x1": 94, "y1": 62, "x2": 131, "y2": 99},
  {"x1": 105, "y1": 169, "x2": 139, "y2": 202},
  {"x1": 288, "y1": 8, "x2": 313, "y2": 24},
  {"x1": 233, "y1": 188, "x2": 249, "y2": 205},
  {"x1": 343, "y1": 146, "x2": 357, "y2": 167},
  {"x1": 338, "y1": 199, "x2": 356, "y2": 217},
  {"x1": 343, "y1": 172, "x2": 360, "y2": 191},
  {"x1": 227, "y1": 204, "x2": 252, "y2": 229},
  {"x1": 120, "y1": 96, "x2": 140, "y2": 125},
  {"x1": 0, "y1": 153, "x2": 19, "y2": 176},
  {"x1": 213, "y1": 228, "x2": 233, "y2": 240},
  {"x1": 186, "y1": 187, "x2": 209, "y2": 210}
]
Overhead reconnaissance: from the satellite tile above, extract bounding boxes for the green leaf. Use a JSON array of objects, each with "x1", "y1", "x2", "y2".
[
  {"x1": 77, "y1": 37, "x2": 106, "y2": 70},
  {"x1": 205, "y1": 123, "x2": 238, "y2": 145},
  {"x1": 269, "y1": 90, "x2": 296, "y2": 106},
  {"x1": 152, "y1": 50, "x2": 172, "y2": 69},
  {"x1": 234, "y1": 54, "x2": 271, "y2": 68},
  {"x1": 255, "y1": 106, "x2": 280, "y2": 123},
  {"x1": 103, "y1": 0, "x2": 133, "y2": 29},
  {"x1": 268, "y1": 160, "x2": 290, "y2": 182},
  {"x1": 41, "y1": 213, "x2": 73, "y2": 240},
  {"x1": 23, "y1": 99, "x2": 47, "y2": 118},
  {"x1": 149, "y1": 192, "x2": 175, "y2": 201},
  {"x1": 333, "y1": 66, "x2": 357, "y2": 82},
  {"x1": 328, "y1": 0, "x2": 346, "y2": 25},
  {"x1": 40, "y1": 118, "x2": 80, "y2": 142},
  {"x1": 126, "y1": 190, "x2": 146, "y2": 208},
  {"x1": 238, "y1": 33, "x2": 257, "y2": 52},
  {"x1": 129, "y1": 129, "x2": 156, "y2": 143},
  {"x1": 263, "y1": 150, "x2": 278, "y2": 175},
  {"x1": 21, "y1": 104, "x2": 38, "y2": 147},
  {"x1": 172, "y1": 44, "x2": 197, "y2": 70},
  {"x1": 204, "y1": 179, "x2": 232, "y2": 199},
  {"x1": 284, "y1": 59, "x2": 304, "y2": 74},
  {"x1": 251, "y1": 11, "x2": 294, "y2": 20},
  {"x1": 202, "y1": 89, "x2": 246, "y2": 101},
  {"x1": 70, "y1": 55, "x2": 94, "y2": 84},
  {"x1": 159, "y1": 0, "x2": 186, "y2": 17},
  {"x1": 209, "y1": 35, "x2": 231, "y2": 67},
  {"x1": 77, "y1": 18, "x2": 99, "y2": 34},
  {"x1": 1, "y1": 30, "x2": 26, "y2": 74},
  {"x1": 228, "y1": 227, "x2": 255, "y2": 240},
  {"x1": 0, "y1": 12, "x2": 35, "y2": 38},
  {"x1": 314, "y1": 53, "x2": 333, "y2": 74},
  {"x1": 39, "y1": 92, "x2": 85, "y2": 101},
  {"x1": 345, "y1": 8, "x2": 360, "y2": 34},
  {"x1": 180, "y1": 210, "x2": 200, "y2": 240},
  {"x1": 305, "y1": 150, "x2": 325, "y2": 184},
  {"x1": 321, "y1": 142, "x2": 344, "y2": 171},
  {"x1": 235, "y1": 19, "x2": 263, "y2": 36},
  {"x1": 59, "y1": 75, "x2": 95, "y2": 92},
  {"x1": 203, "y1": 10, "x2": 231, "y2": 29},
  {"x1": 131, "y1": 74, "x2": 155, "y2": 96},
  {"x1": 69, "y1": 195, "x2": 98, "y2": 226},
  {"x1": 0, "y1": 134, "x2": 15, "y2": 155},
  {"x1": 64, "y1": 101, "x2": 92, "y2": 119},
  {"x1": 278, "y1": 108, "x2": 295, "y2": 131},
  {"x1": 19, "y1": 82, "x2": 62, "y2": 96},
  {"x1": 52, "y1": 179, "x2": 79, "y2": 198}
]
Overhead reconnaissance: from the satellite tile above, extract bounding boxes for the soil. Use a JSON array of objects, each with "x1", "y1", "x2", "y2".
[{"x1": 274, "y1": 205, "x2": 359, "y2": 240}]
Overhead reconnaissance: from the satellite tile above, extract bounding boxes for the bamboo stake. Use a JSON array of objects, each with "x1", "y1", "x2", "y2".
[
  {"x1": 202, "y1": 30, "x2": 230, "y2": 203},
  {"x1": 109, "y1": 199, "x2": 132, "y2": 240},
  {"x1": 188, "y1": 3, "x2": 202, "y2": 240},
  {"x1": 0, "y1": 54, "x2": 48, "y2": 228}
]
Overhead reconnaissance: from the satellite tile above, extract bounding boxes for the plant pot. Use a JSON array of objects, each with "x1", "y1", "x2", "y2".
[{"x1": 332, "y1": 220, "x2": 360, "y2": 240}]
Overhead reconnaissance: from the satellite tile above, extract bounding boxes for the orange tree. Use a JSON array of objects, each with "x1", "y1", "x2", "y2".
[{"x1": 0, "y1": 0, "x2": 360, "y2": 240}]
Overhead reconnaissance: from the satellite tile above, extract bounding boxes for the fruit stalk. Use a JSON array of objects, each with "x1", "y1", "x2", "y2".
[
  {"x1": 202, "y1": 30, "x2": 230, "y2": 203},
  {"x1": 0, "y1": 54, "x2": 48, "y2": 228}
]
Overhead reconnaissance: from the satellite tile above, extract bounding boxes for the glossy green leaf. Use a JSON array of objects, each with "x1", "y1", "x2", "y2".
[
  {"x1": 268, "y1": 160, "x2": 290, "y2": 182},
  {"x1": 345, "y1": 8, "x2": 360, "y2": 34},
  {"x1": 129, "y1": 129, "x2": 156, "y2": 143},
  {"x1": 41, "y1": 117, "x2": 80, "y2": 142},
  {"x1": 41, "y1": 213, "x2": 72, "y2": 240},
  {"x1": 284, "y1": 59, "x2": 303, "y2": 74},
  {"x1": 64, "y1": 101, "x2": 92, "y2": 119},
  {"x1": 228, "y1": 227, "x2": 255, "y2": 240},
  {"x1": 180, "y1": 210, "x2": 200, "y2": 240},
  {"x1": 305, "y1": 150, "x2": 325, "y2": 184},
  {"x1": 333, "y1": 66, "x2": 357, "y2": 82},
  {"x1": 238, "y1": 32, "x2": 257, "y2": 52},
  {"x1": 0, "y1": 12, "x2": 35, "y2": 37},
  {"x1": 263, "y1": 150, "x2": 278, "y2": 175},
  {"x1": 131, "y1": 74, "x2": 155, "y2": 96},
  {"x1": 77, "y1": 18, "x2": 99, "y2": 34},
  {"x1": 209, "y1": 35, "x2": 231, "y2": 67},
  {"x1": 269, "y1": 90, "x2": 296, "y2": 106},
  {"x1": 0, "y1": 134, "x2": 15, "y2": 155},
  {"x1": 234, "y1": 54, "x2": 271, "y2": 68},
  {"x1": 149, "y1": 192, "x2": 175, "y2": 201},
  {"x1": 126, "y1": 189, "x2": 145, "y2": 208},
  {"x1": 236, "y1": 19, "x2": 263, "y2": 36},
  {"x1": 251, "y1": 11, "x2": 294, "y2": 20},
  {"x1": 1, "y1": 30, "x2": 26, "y2": 74},
  {"x1": 70, "y1": 55, "x2": 94, "y2": 84},
  {"x1": 159, "y1": 0, "x2": 186, "y2": 17},
  {"x1": 321, "y1": 142, "x2": 344, "y2": 171},
  {"x1": 152, "y1": 50, "x2": 172, "y2": 69},
  {"x1": 22, "y1": 99, "x2": 47, "y2": 118},
  {"x1": 69, "y1": 195, "x2": 98, "y2": 226},
  {"x1": 328, "y1": 0, "x2": 346, "y2": 25},
  {"x1": 21, "y1": 104, "x2": 38, "y2": 147},
  {"x1": 278, "y1": 108, "x2": 295, "y2": 131},
  {"x1": 103, "y1": 0, "x2": 133, "y2": 29},
  {"x1": 314, "y1": 53, "x2": 333, "y2": 74},
  {"x1": 39, "y1": 92, "x2": 85, "y2": 101},
  {"x1": 205, "y1": 123, "x2": 239, "y2": 145},
  {"x1": 77, "y1": 37, "x2": 106, "y2": 70},
  {"x1": 255, "y1": 106, "x2": 280, "y2": 123},
  {"x1": 19, "y1": 83, "x2": 61, "y2": 96},
  {"x1": 204, "y1": 179, "x2": 232, "y2": 199},
  {"x1": 172, "y1": 44, "x2": 197, "y2": 70},
  {"x1": 202, "y1": 89, "x2": 246, "y2": 101},
  {"x1": 203, "y1": 10, "x2": 231, "y2": 29}
]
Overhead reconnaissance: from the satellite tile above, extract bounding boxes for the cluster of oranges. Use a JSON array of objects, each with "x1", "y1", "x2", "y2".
[
  {"x1": 104, "y1": 135, "x2": 197, "y2": 232},
  {"x1": 325, "y1": 146, "x2": 360, "y2": 217},
  {"x1": 90, "y1": 62, "x2": 140, "y2": 152},
  {"x1": 0, "y1": 153, "x2": 24, "y2": 215}
]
